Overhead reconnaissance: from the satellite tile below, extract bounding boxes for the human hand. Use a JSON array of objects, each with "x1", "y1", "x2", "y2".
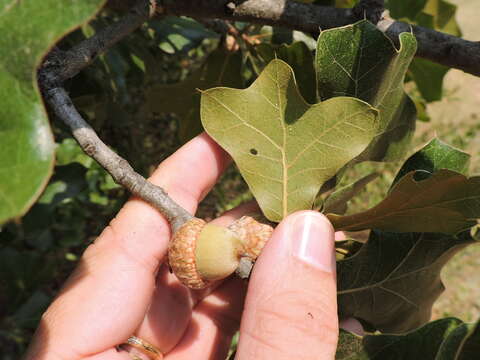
[{"x1": 25, "y1": 133, "x2": 357, "y2": 360}]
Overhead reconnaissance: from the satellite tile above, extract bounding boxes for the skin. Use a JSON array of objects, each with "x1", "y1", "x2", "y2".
[{"x1": 25, "y1": 133, "x2": 357, "y2": 360}]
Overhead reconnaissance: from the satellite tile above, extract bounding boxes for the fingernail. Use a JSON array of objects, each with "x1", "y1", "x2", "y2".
[
  {"x1": 340, "y1": 318, "x2": 365, "y2": 336},
  {"x1": 292, "y1": 212, "x2": 335, "y2": 273}
]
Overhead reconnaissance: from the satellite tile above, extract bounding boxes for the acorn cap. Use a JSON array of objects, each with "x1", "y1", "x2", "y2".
[
  {"x1": 168, "y1": 218, "x2": 210, "y2": 289},
  {"x1": 228, "y1": 215, "x2": 274, "y2": 258}
]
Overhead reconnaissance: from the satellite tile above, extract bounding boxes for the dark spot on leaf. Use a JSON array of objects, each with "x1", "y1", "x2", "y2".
[{"x1": 250, "y1": 148, "x2": 258, "y2": 155}]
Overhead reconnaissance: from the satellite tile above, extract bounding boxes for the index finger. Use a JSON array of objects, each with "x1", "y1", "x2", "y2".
[{"x1": 26, "y1": 133, "x2": 231, "y2": 360}]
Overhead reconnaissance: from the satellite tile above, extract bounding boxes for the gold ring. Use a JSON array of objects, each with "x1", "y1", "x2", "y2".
[{"x1": 123, "y1": 336, "x2": 164, "y2": 360}]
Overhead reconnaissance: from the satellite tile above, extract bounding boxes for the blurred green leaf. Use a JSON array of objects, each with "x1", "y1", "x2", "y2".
[
  {"x1": 56, "y1": 138, "x2": 92, "y2": 167},
  {"x1": 0, "y1": 247, "x2": 55, "y2": 311},
  {"x1": 386, "y1": 0, "x2": 462, "y2": 103},
  {"x1": 387, "y1": 0, "x2": 461, "y2": 36},
  {"x1": 336, "y1": 317, "x2": 480, "y2": 359},
  {"x1": 409, "y1": 88, "x2": 430, "y2": 122},
  {"x1": 337, "y1": 231, "x2": 475, "y2": 333},
  {"x1": 38, "y1": 163, "x2": 88, "y2": 207},
  {"x1": 150, "y1": 16, "x2": 218, "y2": 54},
  {"x1": 201, "y1": 59, "x2": 379, "y2": 222},
  {"x1": 386, "y1": 0, "x2": 428, "y2": 19},
  {"x1": 12, "y1": 291, "x2": 50, "y2": 329},
  {"x1": 258, "y1": 26, "x2": 317, "y2": 50},
  {"x1": 422, "y1": 0, "x2": 462, "y2": 36},
  {"x1": 409, "y1": 58, "x2": 450, "y2": 102},
  {"x1": 0, "y1": 0, "x2": 105, "y2": 225},
  {"x1": 146, "y1": 46, "x2": 243, "y2": 142},
  {"x1": 316, "y1": 20, "x2": 417, "y2": 162}
]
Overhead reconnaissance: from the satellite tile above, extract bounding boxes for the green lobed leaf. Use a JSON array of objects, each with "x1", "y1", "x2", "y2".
[
  {"x1": 316, "y1": 20, "x2": 417, "y2": 162},
  {"x1": 422, "y1": 0, "x2": 462, "y2": 37},
  {"x1": 386, "y1": 0, "x2": 461, "y2": 37},
  {"x1": 146, "y1": 46, "x2": 243, "y2": 142},
  {"x1": 0, "y1": 0, "x2": 105, "y2": 225},
  {"x1": 337, "y1": 231, "x2": 475, "y2": 333},
  {"x1": 336, "y1": 318, "x2": 480, "y2": 359},
  {"x1": 255, "y1": 41, "x2": 316, "y2": 103},
  {"x1": 393, "y1": 138, "x2": 470, "y2": 184},
  {"x1": 385, "y1": 0, "x2": 428, "y2": 20},
  {"x1": 328, "y1": 169, "x2": 480, "y2": 234},
  {"x1": 201, "y1": 59, "x2": 379, "y2": 222}
]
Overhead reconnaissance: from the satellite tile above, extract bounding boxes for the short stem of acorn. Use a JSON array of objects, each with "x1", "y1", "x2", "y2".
[
  {"x1": 228, "y1": 215, "x2": 275, "y2": 279},
  {"x1": 236, "y1": 257, "x2": 256, "y2": 279}
]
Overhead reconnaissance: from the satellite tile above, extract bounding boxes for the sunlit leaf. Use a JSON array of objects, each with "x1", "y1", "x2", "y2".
[
  {"x1": 393, "y1": 138, "x2": 470, "y2": 184},
  {"x1": 201, "y1": 59, "x2": 379, "y2": 222},
  {"x1": 0, "y1": 0, "x2": 105, "y2": 225},
  {"x1": 316, "y1": 20, "x2": 417, "y2": 161}
]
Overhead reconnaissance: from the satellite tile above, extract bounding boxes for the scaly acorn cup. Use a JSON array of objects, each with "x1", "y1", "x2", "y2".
[{"x1": 168, "y1": 216, "x2": 274, "y2": 289}]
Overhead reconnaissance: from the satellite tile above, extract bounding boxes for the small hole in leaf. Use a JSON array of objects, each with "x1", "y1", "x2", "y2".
[{"x1": 250, "y1": 148, "x2": 258, "y2": 155}]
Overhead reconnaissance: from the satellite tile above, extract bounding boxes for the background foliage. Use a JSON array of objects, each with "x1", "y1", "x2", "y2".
[{"x1": 1, "y1": 0, "x2": 479, "y2": 358}]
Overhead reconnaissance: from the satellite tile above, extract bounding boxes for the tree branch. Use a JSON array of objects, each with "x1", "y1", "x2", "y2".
[
  {"x1": 353, "y1": 0, "x2": 384, "y2": 24},
  {"x1": 378, "y1": 18, "x2": 480, "y2": 76},
  {"x1": 43, "y1": 86, "x2": 192, "y2": 232},
  {"x1": 164, "y1": 0, "x2": 480, "y2": 76},
  {"x1": 165, "y1": 0, "x2": 356, "y2": 32},
  {"x1": 44, "y1": 0, "x2": 158, "y2": 83},
  {"x1": 39, "y1": 0, "x2": 193, "y2": 233}
]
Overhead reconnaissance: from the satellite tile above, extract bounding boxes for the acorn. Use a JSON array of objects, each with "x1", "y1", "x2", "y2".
[{"x1": 168, "y1": 216, "x2": 274, "y2": 289}]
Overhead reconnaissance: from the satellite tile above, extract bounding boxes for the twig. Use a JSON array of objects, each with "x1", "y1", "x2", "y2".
[
  {"x1": 43, "y1": 87, "x2": 193, "y2": 232},
  {"x1": 164, "y1": 0, "x2": 480, "y2": 76},
  {"x1": 39, "y1": 0, "x2": 193, "y2": 233},
  {"x1": 44, "y1": 0, "x2": 158, "y2": 83}
]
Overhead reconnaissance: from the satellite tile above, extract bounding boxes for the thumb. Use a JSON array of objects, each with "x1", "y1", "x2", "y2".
[{"x1": 236, "y1": 211, "x2": 338, "y2": 360}]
